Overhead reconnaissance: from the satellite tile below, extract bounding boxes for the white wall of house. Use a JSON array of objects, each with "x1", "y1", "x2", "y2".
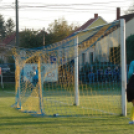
[
  {"x1": 92, "y1": 18, "x2": 134, "y2": 63},
  {"x1": 77, "y1": 23, "x2": 120, "y2": 68},
  {"x1": 60, "y1": 18, "x2": 134, "y2": 70},
  {"x1": 126, "y1": 18, "x2": 134, "y2": 38},
  {"x1": 78, "y1": 47, "x2": 94, "y2": 70},
  {"x1": 93, "y1": 28, "x2": 120, "y2": 63}
]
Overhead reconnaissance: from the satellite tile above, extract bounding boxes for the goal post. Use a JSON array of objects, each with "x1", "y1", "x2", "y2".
[
  {"x1": 37, "y1": 56, "x2": 44, "y2": 114},
  {"x1": 120, "y1": 19, "x2": 127, "y2": 116},
  {"x1": 74, "y1": 36, "x2": 79, "y2": 106},
  {"x1": 12, "y1": 19, "x2": 127, "y2": 117},
  {"x1": 0, "y1": 67, "x2": 4, "y2": 88}
]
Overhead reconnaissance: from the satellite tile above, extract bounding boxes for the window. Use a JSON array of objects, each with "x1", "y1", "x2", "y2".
[
  {"x1": 82, "y1": 53, "x2": 86, "y2": 64},
  {"x1": 90, "y1": 52, "x2": 93, "y2": 64}
]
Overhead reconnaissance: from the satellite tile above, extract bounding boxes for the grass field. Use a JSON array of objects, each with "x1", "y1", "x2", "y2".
[
  {"x1": 17, "y1": 82, "x2": 123, "y2": 117},
  {"x1": 43, "y1": 82, "x2": 122, "y2": 117},
  {"x1": 0, "y1": 83, "x2": 134, "y2": 134}
]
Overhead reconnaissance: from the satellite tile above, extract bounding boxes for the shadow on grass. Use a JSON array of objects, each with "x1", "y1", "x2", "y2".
[
  {"x1": 0, "y1": 114, "x2": 129, "y2": 133},
  {"x1": 0, "y1": 113, "x2": 124, "y2": 120},
  {"x1": 0, "y1": 116, "x2": 127, "y2": 131}
]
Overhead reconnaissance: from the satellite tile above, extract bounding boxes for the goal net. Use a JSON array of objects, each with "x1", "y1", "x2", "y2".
[{"x1": 12, "y1": 19, "x2": 127, "y2": 117}]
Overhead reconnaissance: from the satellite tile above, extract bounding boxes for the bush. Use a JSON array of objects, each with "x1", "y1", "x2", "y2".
[{"x1": 126, "y1": 34, "x2": 134, "y2": 64}]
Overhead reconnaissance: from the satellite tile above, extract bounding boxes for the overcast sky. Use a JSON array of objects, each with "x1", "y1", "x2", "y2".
[{"x1": 0, "y1": 0, "x2": 133, "y2": 30}]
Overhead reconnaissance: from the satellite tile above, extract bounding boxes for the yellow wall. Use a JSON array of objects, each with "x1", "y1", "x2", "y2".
[{"x1": 85, "y1": 17, "x2": 107, "y2": 30}]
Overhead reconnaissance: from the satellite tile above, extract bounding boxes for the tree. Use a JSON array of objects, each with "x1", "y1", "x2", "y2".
[
  {"x1": 6, "y1": 18, "x2": 15, "y2": 35},
  {"x1": 1, "y1": 14, "x2": 78, "y2": 48},
  {"x1": 0, "y1": 14, "x2": 15, "y2": 39},
  {"x1": 19, "y1": 29, "x2": 43, "y2": 48},
  {"x1": 0, "y1": 14, "x2": 6, "y2": 39},
  {"x1": 47, "y1": 18, "x2": 78, "y2": 44},
  {"x1": 126, "y1": 34, "x2": 134, "y2": 64},
  {"x1": 19, "y1": 18, "x2": 78, "y2": 48}
]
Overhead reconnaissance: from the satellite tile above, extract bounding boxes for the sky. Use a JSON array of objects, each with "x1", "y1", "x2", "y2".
[{"x1": 0, "y1": 0, "x2": 133, "y2": 31}]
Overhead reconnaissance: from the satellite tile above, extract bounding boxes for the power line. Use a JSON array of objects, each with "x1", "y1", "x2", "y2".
[
  {"x1": 0, "y1": 4, "x2": 131, "y2": 9},
  {"x1": 13, "y1": 0, "x2": 134, "y2": 5},
  {"x1": 0, "y1": 0, "x2": 132, "y2": 13},
  {"x1": 0, "y1": 7, "x2": 129, "y2": 12},
  {"x1": 0, "y1": 0, "x2": 132, "y2": 9},
  {"x1": 0, "y1": 0, "x2": 132, "y2": 30}
]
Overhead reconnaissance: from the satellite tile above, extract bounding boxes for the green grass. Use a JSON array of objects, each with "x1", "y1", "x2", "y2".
[
  {"x1": 0, "y1": 84, "x2": 134, "y2": 134},
  {"x1": 42, "y1": 82, "x2": 122, "y2": 117},
  {"x1": 17, "y1": 82, "x2": 123, "y2": 117}
]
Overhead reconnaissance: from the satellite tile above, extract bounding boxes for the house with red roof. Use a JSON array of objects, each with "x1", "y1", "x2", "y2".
[
  {"x1": 76, "y1": 14, "x2": 107, "y2": 68},
  {"x1": 92, "y1": 7, "x2": 134, "y2": 64},
  {"x1": 74, "y1": 14, "x2": 107, "y2": 32},
  {"x1": 61, "y1": 8, "x2": 134, "y2": 72},
  {"x1": 63, "y1": 14, "x2": 107, "y2": 67},
  {"x1": 0, "y1": 33, "x2": 16, "y2": 62},
  {"x1": 1, "y1": 33, "x2": 16, "y2": 47}
]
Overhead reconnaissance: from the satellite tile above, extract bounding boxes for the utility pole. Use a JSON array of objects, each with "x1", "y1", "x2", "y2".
[
  {"x1": 43, "y1": 33, "x2": 45, "y2": 46},
  {"x1": 43, "y1": 28, "x2": 45, "y2": 46},
  {"x1": 16, "y1": 0, "x2": 19, "y2": 46}
]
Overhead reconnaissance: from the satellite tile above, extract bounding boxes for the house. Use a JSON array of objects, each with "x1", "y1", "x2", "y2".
[
  {"x1": 59, "y1": 8, "x2": 132, "y2": 73},
  {"x1": 117, "y1": 7, "x2": 134, "y2": 38},
  {"x1": 2, "y1": 33, "x2": 16, "y2": 47},
  {"x1": 77, "y1": 14, "x2": 108, "y2": 68},
  {"x1": 73, "y1": 14, "x2": 107, "y2": 32},
  {"x1": 0, "y1": 33, "x2": 16, "y2": 62},
  {"x1": 62, "y1": 14, "x2": 107, "y2": 69},
  {"x1": 92, "y1": 7, "x2": 134, "y2": 65}
]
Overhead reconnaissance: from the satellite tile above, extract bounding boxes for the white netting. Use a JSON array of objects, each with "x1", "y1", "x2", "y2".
[{"x1": 12, "y1": 20, "x2": 124, "y2": 117}]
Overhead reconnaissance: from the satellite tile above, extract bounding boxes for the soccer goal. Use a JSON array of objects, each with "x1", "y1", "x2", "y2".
[{"x1": 12, "y1": 19, "x2": 127, "y2": 117}]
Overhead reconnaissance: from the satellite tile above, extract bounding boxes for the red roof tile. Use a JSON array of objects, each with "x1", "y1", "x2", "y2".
[
  {"x1": 75, "y1": 17, "x2": 98, "y2": 32},
  {"x1": 67, "y1": 17, "x2": 99, "y2": 38},
  {"x1": 2, "y1": 33, "x2": 16, "y2": 45}
]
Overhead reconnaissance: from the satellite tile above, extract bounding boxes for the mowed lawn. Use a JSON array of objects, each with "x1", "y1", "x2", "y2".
[{"x1": 0, "y1": 84, "x2": 134, "y2": 134}]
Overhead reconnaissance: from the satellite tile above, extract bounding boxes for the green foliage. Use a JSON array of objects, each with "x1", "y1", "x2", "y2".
[
  {"x1": 126, "y1": 34, "x2": 134, "y2": 64},
  {"x1": 20, "y1": 29, "x2": 43, "y2": 48},
  {"x1": 19, "y1": 18, "x2": 78, "y2": 48},
  {"x1": 0, "y1": 14, "x2": 77, "y2": 49},
  {"x1": 47, "y1": 18, "x2": 78, "y2": 44},
  {"x1": 6, "y1": 18, "x2": 15, "y2": 36},
  {"x1": 0, "y1": 15, "x2": 15, "y2": 39},
  {"x1": 0, "y1": 14, "x2": 6, "y2": 39}
]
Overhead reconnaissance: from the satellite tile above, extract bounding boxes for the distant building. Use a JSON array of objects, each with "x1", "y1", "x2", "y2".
[
  {"x1": 62, "y1": 14, "x2": 107, "y2": 69},
  {"x1": 93, "y1": 7, "x2": 134, "y2": 64},
  {"x1": 0, "y1": 33, "x2": 16, "y2": 62},
  {"x1": 117, "y1": 7, "x2": 134, "y2": 38}
]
